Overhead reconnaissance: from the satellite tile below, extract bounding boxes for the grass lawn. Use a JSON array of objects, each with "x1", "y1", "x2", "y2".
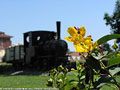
[
  {"x1": 0, "y1": 63, "x2": 120, "y2": 89},
  {"x1": 0, "y1": 73, "x2": 77, "y2": 88},
  {"x1": 0, "y1": 74, "x2": 120, "y2": 89},
  {"x1": 0, "y1": 75, "x2": 50, "y2": 88},
  {"x1": 0, "y1": 63, "x2": 51, "y2": 88}
]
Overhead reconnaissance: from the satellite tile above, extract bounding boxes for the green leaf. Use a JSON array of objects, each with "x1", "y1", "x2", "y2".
[
  {"x1": 57, "y1": 73, "x2": 64, "y2": 79},
  {"x1": 109, "y1": 67, "x2": 120, "y2": 75},
  {"x1": 57, "y1": 65, "x2": 64, "y2": 72},
  {"x1": 107, "y1": 57, "x2": 120, "y2": 67},
  {"x1": 65, "y1": 80, "x2": 79, "y2": 90},
  {"x1": 85, "y1": 55, "x2": 101, "y2": 72},
  {"x1": 69, "y1": 80, "x2": 79, "y2": 87},
  {"x1": 100, "y1": 84, "x2": 118, "y2": 90},
  {"x1": 97, "y1": 34, "x2": 120, "y2": 45},
  {"x1": 71, "y1": 70, "x2": 79, "y2": 77},
  {"x1": 70, "y1": 81, "x2": 79, "y2": 86},
  {"x1": 76, "y1": 61, "x2": 80, "y2": 70},
  {"x1": 94, "y1": 76, "x2": 113, "y2": 88}
]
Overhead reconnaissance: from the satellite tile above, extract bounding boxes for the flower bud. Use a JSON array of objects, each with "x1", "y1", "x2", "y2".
[
  {"x1": 58, "y1": 65, "x2": 64, "y2": 72},
  {"x1": 57, "y1": 79, "x2": 63, "y2": 83},
  {"x1": 112, "y1": 41, "x2": 118, "y2": 50},
  {"x1": 47, "y1": 78, "x2": 53, "y2": 86},
  {"x1": 71, "y1": 68, "x2": 75, "y2": 71},
  {"x1": 117, "y1": 53, "x2": 120, "y2": 56}
]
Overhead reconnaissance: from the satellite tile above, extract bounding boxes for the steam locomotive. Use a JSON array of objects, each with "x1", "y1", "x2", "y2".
[{"x1": 4, "y1": 22, "x2": 68, "y2": 70}]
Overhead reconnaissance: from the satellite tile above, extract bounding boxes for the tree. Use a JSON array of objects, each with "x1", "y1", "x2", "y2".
[
  {"x1": 102, "y1": 43, "x2": 113, "y2": 52},
  {"x1": 104, "y1": 0, "x2": 120, "y2": 43}
]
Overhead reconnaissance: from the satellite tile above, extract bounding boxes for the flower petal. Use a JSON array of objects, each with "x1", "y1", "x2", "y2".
[
  {"x1": 82, "y1": 36, "x2": 92, "y2": 44},
  {"x1": 74, "y1": 44, "x2": 85, "y2": 52},
  {"x1": 64, "y1": 36, "x2": 73, "y2": 42},
  {"x1": 93, "y1": 41, "x2": 98, "y2": 49},
  {"x1": 79, "y1": 27, "x2": 86, "y2": 37},
  {"x1": 74, "y1": 44, "x2": 89, "y2": 53},
  {"x1": 67, "y1": 27, "x2": 77, "y2": 36}
]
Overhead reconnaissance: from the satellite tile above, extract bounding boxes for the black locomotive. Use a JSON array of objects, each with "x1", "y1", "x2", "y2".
[{"x1": 4, "y1": 22, "x2": 68, "y2": 70}]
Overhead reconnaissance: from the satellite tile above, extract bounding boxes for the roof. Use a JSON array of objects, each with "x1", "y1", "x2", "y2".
[
  {"x1": 67, "y1": 52, "x2": 88, "y2": 57},
  {"x1": 0, "y1": 46, "x2": 4, "y2": 48},
  {"x1": 68, "y1": 52, "x2": 80, "y2": 56},
  {"x1": 0, "y1": 32, "x2": 13, "y2": 38}
]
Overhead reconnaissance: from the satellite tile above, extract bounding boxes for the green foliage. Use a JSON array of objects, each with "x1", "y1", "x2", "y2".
[
  {"x1": 69, "y1": 60, "x2": 85, "y2": 69},
  {"x1": 68, "y1": 61, "x2": 85, "y2": 90},
  {"x1": 0, "y1": 63, "x2": 14, "y2": 72},
  {"x1": 85, "y1": 55, "x2": 101, "y2": 72},
  {"x1": 47, "y1": 49, "x2": 120, "y2": 89},
  {"x1": 47, "y1": 65, "x2": 69, "y2": 90},
  {"x1": 109, "y1": 67, "x2": 120, "y2": 76},
  {"x1": 94, "y1": 75, "x2": 113, "y2": 88},
  {"x1": 107, "y1": 57, "x2": 120, "y2": 67},
  {"x1": 47, "y1": 33, "x2": 120, "y2": 89},
  {"x1": 97, "y1": 34, "x2": 120, "y2": 45},
  {"x1": 101, "y1": 43, "x2": 113, "y2": 52},
  {"x1": 104, "y1": 0, "x2": 120, "y2": 43},
  {"x1": 112, "y1": 41, "x2": 119, "y2": 51}
]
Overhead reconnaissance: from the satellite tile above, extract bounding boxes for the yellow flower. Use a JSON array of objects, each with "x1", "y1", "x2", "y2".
[
  {"x1": 74, "y1": 39, "x2": 98, "y2": 53},
  {"x1": 74, "y1": 36, "x2": 97, "y2": 52},
  {"x1": 65, "y1": 27, "x2": 98, "y2": 53},
  {"x1": 64, "y1": 27, "x2": 86, "y2": 45}
]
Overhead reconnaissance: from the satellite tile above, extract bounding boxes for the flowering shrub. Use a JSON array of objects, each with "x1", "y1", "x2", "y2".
[
  {"x1": 47, "y1": 26, "x2": 120, "y2": 90},
  {"x1": 64, "y1": 27, "x2": 97, "y2": 53}
]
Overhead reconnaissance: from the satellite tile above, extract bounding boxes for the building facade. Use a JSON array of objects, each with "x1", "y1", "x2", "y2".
[
  {"x1": 0, "y1": 32, "x2": 12, "y2": 62},
  {"x1": 67, "y1": 52, "x2": 85, "y2": 61}
]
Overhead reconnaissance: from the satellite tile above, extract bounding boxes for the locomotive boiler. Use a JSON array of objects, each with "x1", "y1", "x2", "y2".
[{"x1": 4, "y1": 21, "x2": 68, "y2": 70}]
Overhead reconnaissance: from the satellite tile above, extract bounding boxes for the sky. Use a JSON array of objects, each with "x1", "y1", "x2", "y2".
[{"x1": 0, "y1": 0, "x2": 117, "y2": 51}]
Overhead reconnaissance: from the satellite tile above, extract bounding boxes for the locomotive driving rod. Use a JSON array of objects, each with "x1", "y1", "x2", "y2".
[{"x1": 57, "y1": 21, "x2": 61, "y2": 40}]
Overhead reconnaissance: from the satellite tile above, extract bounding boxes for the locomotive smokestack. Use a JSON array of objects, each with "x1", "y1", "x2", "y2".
[{"x1": 56, "y1": 21, "x2": 61, "y2": 40}]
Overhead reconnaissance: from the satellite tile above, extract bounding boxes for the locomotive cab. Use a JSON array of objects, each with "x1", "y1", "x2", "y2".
[
  {"x1": 23, "y1": 22, "x2": 68, "y2": 70},
  {"x1": 24, "y1": 31, "x2": 57, "y2": 64}
]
